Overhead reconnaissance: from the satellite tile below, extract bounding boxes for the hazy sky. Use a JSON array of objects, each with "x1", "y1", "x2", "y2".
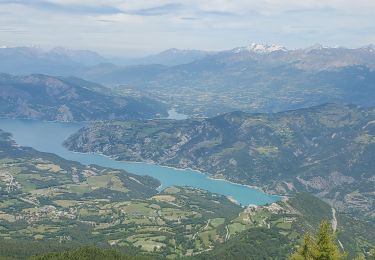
[{"x1": 1, "y1": 0, "x2": 375, "y2": 56}]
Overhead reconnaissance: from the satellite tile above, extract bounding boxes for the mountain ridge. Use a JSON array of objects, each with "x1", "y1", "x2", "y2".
[{"x1": 0, "y1": 73, "x2": 168, "y2": 121}]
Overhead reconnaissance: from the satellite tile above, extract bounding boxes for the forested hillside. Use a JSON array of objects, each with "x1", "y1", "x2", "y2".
[{"x1": 64, "y1": 104, "x2": 375, "y2": 218}]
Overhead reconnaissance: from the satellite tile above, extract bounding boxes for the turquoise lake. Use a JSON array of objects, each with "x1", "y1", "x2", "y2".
[{"x1": 0, "y1": 119, "x2": 280, "y2": 206}]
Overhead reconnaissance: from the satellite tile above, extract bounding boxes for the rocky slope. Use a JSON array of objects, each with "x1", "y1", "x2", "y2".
[
  {"x1": 64, "y1": 104, "x2": 375, "y2": 217},
  {"x1": 0, "y1": 74, "x2": 167, "y2": 121}
]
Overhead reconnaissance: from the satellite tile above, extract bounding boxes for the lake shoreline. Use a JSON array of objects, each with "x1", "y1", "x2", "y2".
[
  {"x1": 1, "y1": 118, "x2": 280, "y2": 206},
  {"x1": 67, "y1": 149, "x2": 280, "y2": 201}
]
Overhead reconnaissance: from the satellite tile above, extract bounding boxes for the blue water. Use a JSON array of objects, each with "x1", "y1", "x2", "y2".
[{"x1": 0, "y1": 118, "x2": 280, "y2": 206}]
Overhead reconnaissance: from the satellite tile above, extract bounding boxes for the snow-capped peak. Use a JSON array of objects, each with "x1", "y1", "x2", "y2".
[
  {"x1": 360, "y1": 44, "x2": 375, "y2": 52},
  {"x1": 233, "y1": 43, "x2": 287, "y2": 54}
]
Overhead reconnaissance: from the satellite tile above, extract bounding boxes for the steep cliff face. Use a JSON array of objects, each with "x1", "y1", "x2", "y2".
[
  {"x1": 64, "y1": 104, "x2": 375, "y2": 216},
  {"x1": 0, "y1": 74, "x2": 167, "y2": 122}
]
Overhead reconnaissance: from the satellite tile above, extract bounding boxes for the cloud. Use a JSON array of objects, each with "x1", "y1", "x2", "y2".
[
  {"x1": 128, "y1": 3, "x2": 184, "y2": 16},
  {"x1": 0, "y1": 27, "x2": 28, "y2": 34},
  {"x1": 3, "y1": 0, "x2": 375, "y2": 16},
  {"x1": 0, "y1": 0, "x2": 375, "y2": 55},
  {"x1": 0, "y1": 0, "x2": 123, "y2": 15}
]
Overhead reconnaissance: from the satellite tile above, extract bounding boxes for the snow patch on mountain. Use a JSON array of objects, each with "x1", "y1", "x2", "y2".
[
  {"x1": 360, "y1": 44, "x2": 375, "y2": 52},
  {"x1": 233, "y1": 43, "x2": 287, "y2": 54}
]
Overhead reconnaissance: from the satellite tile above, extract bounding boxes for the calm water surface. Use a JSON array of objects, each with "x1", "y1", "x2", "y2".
[{"x1": 0, "y1": 118, "x2": 280, "y2": 206}]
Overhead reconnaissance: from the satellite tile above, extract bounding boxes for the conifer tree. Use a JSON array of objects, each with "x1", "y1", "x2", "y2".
[
  {"x1": 290, "y1": 219, "x2": 345, "y2": 260},
  {"x1": 315, "y1": 220, "x2": 344, "y2": 260},
  {"x1": 290, "y1": 233, "x2": 318, "y2": 260}
]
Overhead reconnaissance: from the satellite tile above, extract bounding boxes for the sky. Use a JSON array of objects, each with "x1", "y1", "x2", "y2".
[{"x1": 0, "y1": 0, "x2": 375, "y2": 56}]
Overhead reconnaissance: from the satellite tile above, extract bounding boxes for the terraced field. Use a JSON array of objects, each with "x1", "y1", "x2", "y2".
[
  {"x1": 0, "y1": 129, "x2": 272, "y2": 257},
  {"x1": 0, "y1": 148, "x2": 294, "y2": 257}
]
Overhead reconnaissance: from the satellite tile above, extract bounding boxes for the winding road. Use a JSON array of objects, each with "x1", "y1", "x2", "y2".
[{"x1": 332, "y1": 207, "x2": 344, "y2": 250}]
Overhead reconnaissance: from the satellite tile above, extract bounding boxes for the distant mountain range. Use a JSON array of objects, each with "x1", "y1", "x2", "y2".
[
  {"x1": 64, "y1": 103, "x2": 375, "y2": 218},
  {"x1": 0, "y1": 46, "x2": 211, "y2": 75},
  {"x1": 2, "y1": 44, "x2": 375, "y2": 117},
  {"x1": 0, "y1": 74, "x2": 167, "y2": 121},
  {"x1": 81, "y1": 49, "x2": 375, "y2": 116},
  {"x1": 0, "y1": 46, "x2": 107, "y2": 75},
  {"x1": 82, "y1": 43, "x2": 375, "y2": 117},
  {"x1": 2, "y1": 43, "x2": 375, "y2": 74},
  {"x1": 226, "y1": 43, "x2": 375, "y2": 70},
  {"x1": 116, "y1": 48, "x2": 213, "y2": 66}
]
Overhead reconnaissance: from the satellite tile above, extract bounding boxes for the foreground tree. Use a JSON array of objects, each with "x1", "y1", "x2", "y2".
[
  {"x1": 315, "y1": 220, "x2": 344, "y2": 260},
  {"x1": 290, "y1": 233, "x2": 318, "y2": 260},
  {"x1": 290, "y1": 220, "x2": 345, "y2": 260}
]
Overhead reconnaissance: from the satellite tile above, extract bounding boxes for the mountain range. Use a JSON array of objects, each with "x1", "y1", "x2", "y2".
[
  {"x1": 0, "y1": 74, "x2": 167, "y2": 121},
  {"x1": 0, "y1": 46, "x2": 106, "y2": 76},
  {"x1": 227, "y1": 43, "x2": 375, "y2": 70},
  {"x1": 116, "y1": 48, "x2": 213, "y2": 66},
  {"x1": 3, "y1": 44, "x2": 375, "y2": 118},
  {"x1": 3, "y1": 43, "x2": 375, "y2": 74},
  {"x1": 0, "y1": 46, "x2": 212, "y2": 76},
  {"x1": 1, "y1": 43, "x2": 375, "y2": 258},
  {"x1": 78, "y1": 44, "x2": 375, "y2": 117}
]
